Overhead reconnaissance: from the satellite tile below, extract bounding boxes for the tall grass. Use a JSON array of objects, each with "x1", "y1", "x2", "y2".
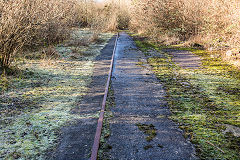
[{"x1": 130, "y1": 0, "x2": 240, "y2": 50}]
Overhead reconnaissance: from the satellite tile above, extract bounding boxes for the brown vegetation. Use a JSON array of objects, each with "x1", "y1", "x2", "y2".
[
  {"x1": 0, "y1": 0, "x2": 131, "y2": 69},
  {"x1": 130, "y1": 0, "x2": 240, "y2": 51},
  {"x1": 2, "y1": 0, "x2": 240, "y2": 68},
  {"x1": 0, "y1": 0, "x2": 82, "y2": 68}
]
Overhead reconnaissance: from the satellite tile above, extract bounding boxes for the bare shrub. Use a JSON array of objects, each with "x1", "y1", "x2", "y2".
[
  {"x1": 130, "y1": 0, "x2": 240, "y2": 49},
  {"x1": 89, "y1": 2, "x2": 118, "y2": 32},
  {"x1": 0, "y1": 0, "x2": 84, "y2": 68},
  {"x1": 89, "y1": 33, "x2": 100, "y2": 43},
  {"x1": 0, "y1": 0, "x2": 132, "y2": 68},
  {"x1": 90, "y1": 1, "x2": 131, "y2": 32},
  {"x1": 117, "y1": 8, "x2": 130, "y2": 30},
  {"x1": 41, "y1": 47, "x2": 59, "y2": 60},
  {"x1": 66, "y1": 37, "x2": 90, "y2": 47}
]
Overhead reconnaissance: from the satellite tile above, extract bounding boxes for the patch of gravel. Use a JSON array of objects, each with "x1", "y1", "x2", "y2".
[{"x1": 107, "y1": 32, "x2": 197, "y2": 159}]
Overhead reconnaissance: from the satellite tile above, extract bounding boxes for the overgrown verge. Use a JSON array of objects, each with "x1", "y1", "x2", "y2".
[
  {"x1": 0, "y1": 0, "x2": 82, "y2": 68},
  {"x1": 0, "y1": 0, "x2": 130, "y2": 69},
  {"x1": 129, "y1": 0, "x2": 240, "y2": 67},
  {"x1": 130, "y1": 0, "x2": 240, "y2": 48},
  {"x1": 98, "y1": 83, "x2": 115, "y2": 160},
  {"x1": 0, "y1": 29, "x2": 113, "y2": 159},
  {"x1": 134, "y1": 39, "x2": 240, "y2": 159}
]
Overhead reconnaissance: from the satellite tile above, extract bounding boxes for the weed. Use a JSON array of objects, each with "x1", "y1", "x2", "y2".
[
  {"x1": 0, "y1": 73, "x2": 9, "y2": 93},
  {"x1": 136, "y1": 123, "x2": 157, "y2": 142},
  {"x1": 144, "y1": 145, "x2": 153, "y2": 150},
  {"x1": 98, "y1": 83, "x2": 115, "y2": 160},
  {"x1": 157, "y1": 144, "x2": 164, "y2": 148}
]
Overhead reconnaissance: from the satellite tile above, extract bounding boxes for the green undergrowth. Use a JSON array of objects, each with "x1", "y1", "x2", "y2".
[
  {"x1": 0, "y1": 28, "x2": 113, "y2": 159},
  {"x1": 98, "y1": 83, "x2": 115, "y2": 160},
  {"x1": 134, "y1": 38, "x2": 240, "y2": 159}
]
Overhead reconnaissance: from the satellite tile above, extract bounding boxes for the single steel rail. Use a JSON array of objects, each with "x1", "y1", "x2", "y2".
[{"x1": 90, "y1": 33, "x2": 119, "y2": 160}]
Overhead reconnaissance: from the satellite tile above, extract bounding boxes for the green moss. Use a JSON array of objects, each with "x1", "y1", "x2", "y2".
[
  {"x1": 157, "y1": 144, "x2": 164, "y2": 148},
  {"x1": 136, "y1": 123, "x2": 157, "y2": 142},
  {"x1": 134, "y1": 40, "x2": 159, "y2": 52},
  {"x1": 144, "y1": 145, "x2": 153, "y2": 150},
  {"x1": 133, "y1": 36, "x2": 240, "y2": 159},
  {"x1": 98, "y1": 83, "x2": 115, "y2": 160}
]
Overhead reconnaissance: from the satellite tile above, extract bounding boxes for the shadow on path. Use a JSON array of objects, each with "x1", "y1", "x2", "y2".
[{"x1": 50, "y1": 35, "x2": 117, "y2": 160}]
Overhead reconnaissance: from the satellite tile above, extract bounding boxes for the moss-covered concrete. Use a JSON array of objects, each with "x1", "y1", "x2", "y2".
[{"x1": 134, "y1": 38, "x2": 240, "y2": 159}]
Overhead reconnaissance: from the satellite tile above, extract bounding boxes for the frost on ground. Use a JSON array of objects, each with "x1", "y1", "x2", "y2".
[{"x1": 0, "y1": 28, "x2": 113, "y2": 159}]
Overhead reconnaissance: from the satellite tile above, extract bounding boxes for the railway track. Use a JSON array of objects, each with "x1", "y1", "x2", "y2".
[
  {"x1": 90, "y1": 32, "x2": 196, "y2": 159},
  {"x1": 90, "y1": 33, "x2": 119, "y2": 160}
]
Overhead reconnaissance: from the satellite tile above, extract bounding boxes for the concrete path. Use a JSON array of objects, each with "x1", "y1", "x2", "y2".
[
  {"x1": 107, "y1": 32, "x2": 197, "y2": 159},
  {"x1": 162, "y1": 49, "x2": 202, "y2": 69}
]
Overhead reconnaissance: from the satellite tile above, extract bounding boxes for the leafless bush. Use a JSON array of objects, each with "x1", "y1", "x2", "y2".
[
  {"x1": 130, "y1": 0, "x2": 240, "y2": 49},
  {"x1": 0, "y1": 0, "x2": 132, "y2": 68},
  {"x1": 117, "y1": 9, "x2": 130, "y2": 30},
  {"x1": 41, "y1": 47, "x2": 59, "y2": 59},
  {"x1": 0, "y1": 0, "x2": 84, "y2": 68},
  {"x1": 90, "y1": 1, "x2": 131, "y2": 32},
  {"x1": 89, "y1": 2, "x2": 118, "y2": 32}
]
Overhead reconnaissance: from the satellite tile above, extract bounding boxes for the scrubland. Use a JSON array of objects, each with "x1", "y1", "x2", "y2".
[
  {"x1": 1, "y1": 0, "x2": 240, "y2": 69},
  {"x1": 130, "y1": 0, "x2": 240, "y2": 48},
  {"x1": 0, "y1": 0, "x2": 127, "y2": 69},
  {"x1": 130, "y1": 0, "x2": 240, "y2": 66},
  {"x1": 1, "y1": 0, "x2": 240, "y2": 159}
]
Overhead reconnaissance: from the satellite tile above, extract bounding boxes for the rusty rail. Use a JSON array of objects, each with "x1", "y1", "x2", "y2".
[{"x1": 90, "y1": 33, "x2": 119, "y2": 160}]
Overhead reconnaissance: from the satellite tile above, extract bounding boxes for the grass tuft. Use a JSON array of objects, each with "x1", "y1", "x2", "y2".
[
  {"x1": 98, "y1": 83, "x2": 115, "y2": 160},
  {"x1": 136, "y1": 123, "x2": 157, "y2": 142}
]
